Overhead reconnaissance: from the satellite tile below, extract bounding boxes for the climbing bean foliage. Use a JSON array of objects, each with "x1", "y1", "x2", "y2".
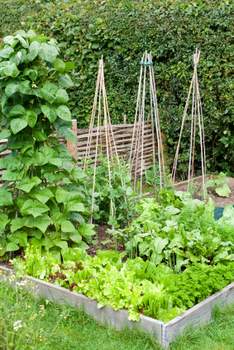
[
  {"x1": 85, "y1": 156, "x2": 135, "y2": 227},
  {"x1": 0, "y1": 0, "x2": 231, "y2": 175},
  {"x1": 0, "y1": 30, "x2": 94, "y2": 256}
]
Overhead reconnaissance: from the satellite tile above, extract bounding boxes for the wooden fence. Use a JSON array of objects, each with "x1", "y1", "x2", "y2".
[{"x1": 0, "y1": 120, "x2": 156, "y2": 183}]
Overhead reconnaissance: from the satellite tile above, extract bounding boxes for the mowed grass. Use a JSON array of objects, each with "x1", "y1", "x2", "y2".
[
  {"x1": 172, "y1": 305, "x2": 234, "y2": 350},
  {"x1": 0, "y1": 280, "x2": 234, "y2": 350}
]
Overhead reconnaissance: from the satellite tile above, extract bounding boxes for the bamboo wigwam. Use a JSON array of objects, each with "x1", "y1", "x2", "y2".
[
  {"x1": 171, "y1": 49, "x2": 206, "y2": 199},
  {"x1": 82, "y1": 58, "x2": 123, "y2": 222},
  {"x1": 129, "y1": 52, "x2": 165, "y2": 194}
]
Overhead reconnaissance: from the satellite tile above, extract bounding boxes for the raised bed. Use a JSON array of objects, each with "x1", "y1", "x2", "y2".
[{"x1": 0, "y1": 264, "x2": 233, "y2": 348}]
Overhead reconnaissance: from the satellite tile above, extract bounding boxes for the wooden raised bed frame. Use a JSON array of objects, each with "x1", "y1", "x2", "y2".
[{"x1": 0, "y1": 265, "x2": 233, "y2": 348}]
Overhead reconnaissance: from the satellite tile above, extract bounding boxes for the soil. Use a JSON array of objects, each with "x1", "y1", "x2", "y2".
[
  {"x1": 87, "y1": 224, "x2": 125, "y2": 256},
  {"x1": 174, "y1": 176, "x2": 234, "y2": 207}
]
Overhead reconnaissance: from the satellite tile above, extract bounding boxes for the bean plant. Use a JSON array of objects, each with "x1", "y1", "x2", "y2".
[{"x1": 0, "y1": 30, "x2": 94, "y2": 256}]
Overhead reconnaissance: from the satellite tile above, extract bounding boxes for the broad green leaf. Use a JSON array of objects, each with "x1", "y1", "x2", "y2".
[
  {"x1": 0, "y1": 129, "x2": 10, "y2": 140},
  {"x1": 16, "y1": 176, "x2": 41, "y2": 193},
  {"x1": 49, "y1": 157, "x2": 62, "y2": 167},
  {"x1": 0, "y1": 47, "x2": 14, "y2": 58},
  {"x1": 32, "y1": 188, "x2": 54, "y2": 204},
  {"x1": 78, "y1": 223, "x2": 95, "y2": 238},
  {"x1": 56, "y1": 105, "x2": 71, "y2": 121},
  {"x1": 58, "y1": 74, "x2": 74, "y2": 88},
  {"x1": 25, "y1": 110, "x2": 37, "y2": 128},
  {"x1": 0, "y1": 188, "x2": 13, "y2": 206},
  {"x1": 2, "y1": 62, "x2": 19, "y2": 77},
  {"x1": 19, "y1": 80, "x2": 32, "y2": 94},
  {"x1": 222, "y1": 206, "x2": 234, "y2": 223},
  {"x1": 61, "y1": 220, "x2": 76, "y2": 233},
  {"x1": 28, "y1": 215, "x2": 51, "y2": 233},
  {"x1": 9, "y1": 105, "x2": 25, "y2": 117},
  {"x1": 55, "y1": 188, "x2": 69, "y2": 203},
  {"x1": 2, "y1": 169, "x2": 23, "y2": 181},
  {"x1": 54, "y1": 58, "x2": 66, "y2": 72},
  {"x1": 41, "y1": 105, "x2": 57, "y2": 123},
  {"x1": 5, "y1": 82, "x2": 18, "y2": 97},
  {"x1": 65, "y1": 61, "x2": 75, "y2": 71},
  {"x1": 153, "y1": 237, "x2": 168, "y2": 254},
  {"x1": 1, "y1": 93, "x2": 8, "y2": 112},
  {"x1": 10, "y1": 118, "x2": 28, "y2": 134},
  {"x1": 55, "y1": 89, "x2": 69, "y2": 104},
  {"x1": 28, "y1": 41, "x2": 40, "y2": 61},
  {"x1": 32, "y1": 129, "x2": 47, "y2": 141},
  {"x1": 15, "y1": 34, "x2": 29, "y2": 48},
  {"x1": 23, "y1": 68, "x2": 38, "y2": 81},
  {"x1": 70, "y1": 168, "x2": 86, "y2": 181},
  {"x1": 165, "y1": 206, "x2": 180, "y2": 215},
  {"x1": 11, "y1": 217, "x2": 26, "y2": 232},
  {"x1": 39, "y1": 43, "x2": 58, "y2": 63},
  {"x1": 8, "y1": 231, "x2": 28, "y2": 247},
  {"x1": 31, "y1": 230, "x2": 43, "y2": 240},
  {"x1": 66, "y1": 201, "x2": 85, "y2": 212},
  {"x1": 70, "y1": 232, "x2": 82, "y2": 243},
  {"x1": 215, "y1": 184, "x2": 231, "y2": 198},
  {"x1": 55, "y1": 240, "x2": 68, "y2": 250},
  {"x1": 0, "y1": 144, "x2": 7, "y2": 153},
  {"x1": 20, "y1": 199, "x2": 49, "y2": 218},
  {"x1": 0, "y1": 214, "x2": 9, "y2": 233},
  {"x1": 11, "y1": 50, "x2": 26, "y2": 65},
  {"x1": 40, "y1": 82, "x2": 58, "y2": 104},
  {"x1": 70, "y1": 212, "x2": 85, "y2": 224},
  {"x1": 6, "y1": 242, "x2": 19, "y2": 252},
  {"x1": 56, "y1": 126, "x2": 76, "y2": 143},
  {"x1": 3, "y1": 35, "x2": 17, "y2": 46}
]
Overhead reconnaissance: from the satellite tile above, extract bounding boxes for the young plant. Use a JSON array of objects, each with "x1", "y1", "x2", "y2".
[
  {"x1": 0, "y1": 30, "x2": 94, "y2": 256},
  {"x1": 206, "y1": 172, "x2": 231, "y2": 198},
  {"x1": 86, "y1": 156, "x2": 136, "y2": 227}
]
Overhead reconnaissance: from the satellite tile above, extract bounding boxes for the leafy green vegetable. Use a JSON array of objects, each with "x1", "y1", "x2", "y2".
[
  {"x1": 115, "y1": 189, "x2": 234, "y2": 270},
  {"x1": 206, "y1": 173, "x2": 231, "y2": 198},
  {"x1": 13, "y1": 246, "x2": 234, "y2": 322}
]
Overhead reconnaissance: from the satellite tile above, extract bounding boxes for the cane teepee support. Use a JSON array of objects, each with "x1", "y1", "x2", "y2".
[
  {"x1": 172, "y1": 48, "x2": 206, "y2": 199},
  {"x1": 83, "y1": 58, "x2": 122, "y2": 222},
  {"x1": 129, "y1": 52, "x2": 165, "y2": 195}
]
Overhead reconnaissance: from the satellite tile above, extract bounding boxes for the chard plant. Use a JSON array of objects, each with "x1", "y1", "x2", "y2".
[
  {"x1": 117, "y1": 189, "x2": 234, "y2": 270},
  {"x1": 0, "y1": 30, "x2": 94, "y2": 256}
]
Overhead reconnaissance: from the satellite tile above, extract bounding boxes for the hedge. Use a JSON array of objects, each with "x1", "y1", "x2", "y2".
[{"x1": 0, "y1": 0, "x2": 233, "y2": 175}]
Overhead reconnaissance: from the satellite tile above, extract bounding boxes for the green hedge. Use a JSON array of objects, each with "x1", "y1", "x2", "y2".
[{"x1": 0, "y1": 0, "x2": 233, "y2": 175}]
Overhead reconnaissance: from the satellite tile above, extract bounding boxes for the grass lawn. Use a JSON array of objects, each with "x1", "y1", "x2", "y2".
[{"x1": 0, "y1": 281, "x2": 233, "y2": 350}]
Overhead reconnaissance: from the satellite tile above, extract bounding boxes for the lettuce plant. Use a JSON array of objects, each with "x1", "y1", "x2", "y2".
[{"x1": 13, "y1": 246, "x2": 234, "y2": 322}]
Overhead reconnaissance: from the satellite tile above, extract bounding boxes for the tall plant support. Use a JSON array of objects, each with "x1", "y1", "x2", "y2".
[
  {"x1": 83, "y1": 58, "x2": 121, "y2": 222},
  {"x1": 172, "y1": 49, "x2": 206, "y2": 198},
  {"x1": 129, "y1": 52, "x2": 165, "y2": 195}
]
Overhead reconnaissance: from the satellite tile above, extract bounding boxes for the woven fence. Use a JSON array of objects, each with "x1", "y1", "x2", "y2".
[{"x1": 0, "y1": 120, "x2": 156, "y2": 184}]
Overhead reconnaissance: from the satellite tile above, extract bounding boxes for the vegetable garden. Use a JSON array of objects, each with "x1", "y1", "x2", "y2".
[{"x1": 0, "y1": 25, "x2": 233, "y2": 348}]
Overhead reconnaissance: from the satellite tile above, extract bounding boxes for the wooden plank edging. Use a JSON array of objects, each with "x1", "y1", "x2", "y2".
[
  {"x1": 0, "y1": 265, "x2": 163, "y2": 344},
  {"x1": 0, "y1": 264, "x2": 233, "y2": 348},
  {"x1": 163, "y1": 281, "x2": 234, "y2": 345}
]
